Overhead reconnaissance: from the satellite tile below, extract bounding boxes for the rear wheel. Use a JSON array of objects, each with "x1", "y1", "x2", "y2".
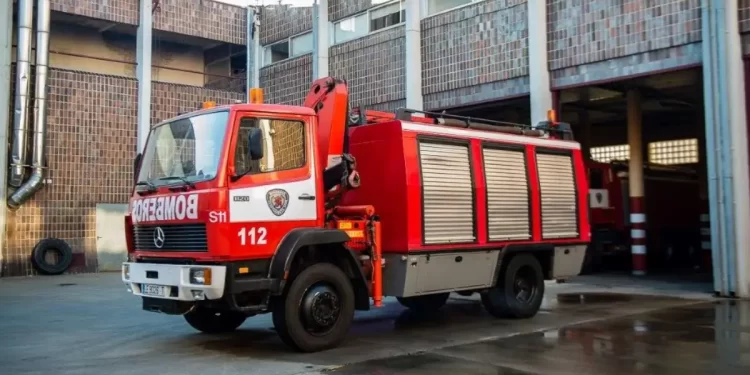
[
  {"x1": 481, "y1": 254, "x2": 545, "y2": 319},
  {"x1": 397, "y1": 293, "x2": 450, "y2": 314},
  {"x1": 272, "y1": 263, "x2": 355, "y2": 353},
  {"x1": 184, "y1": 306, "x2": 247, "y2": 334}
]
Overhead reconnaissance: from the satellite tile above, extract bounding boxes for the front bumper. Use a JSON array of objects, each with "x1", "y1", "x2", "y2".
[{"x1": 122, "y1": 262, "x2": 227, "y2": 301}]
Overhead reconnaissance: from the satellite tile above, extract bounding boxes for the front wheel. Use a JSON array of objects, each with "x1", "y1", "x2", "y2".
[
  {"x1": 184, "y1": 306, "x2": 247, "y2": 334},
  {"x1": 272, "y1": 263, "x2": 355, "y2": 353},
  {"x1": 481, "y1": 253, "x2": 545, "y2": 319}
]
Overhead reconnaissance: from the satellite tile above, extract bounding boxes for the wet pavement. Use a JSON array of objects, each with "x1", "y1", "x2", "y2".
[
  {"x1": 0, "y1": 273, "x2": 747, "y2": 375},
  {"x1": 328, "y1": 300, "x2": 750, "y2": 375}
]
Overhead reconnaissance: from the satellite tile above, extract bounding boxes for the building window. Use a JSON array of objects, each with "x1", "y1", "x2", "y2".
[
  {"x1": 332, "y1": 0, "x2": 405, "y2": 45},
  {"x1": 262, "y1": 32, "x2": 313, "y2": 66},
  {"x1": 425, "y1": 0, "x2": 482, "y2": 16},
  {"x1": 370, "y1": 1, "x2": 404, "y2": 31},
  {"x1": 648, "y1": 138, "x2": 699, "y2": 165},
  {"x1": 333, "y1": 13, "x2": 369, "y2": 43},
  {"x1": 591, "y1": 144, "x2": 630, "y2": 163}
]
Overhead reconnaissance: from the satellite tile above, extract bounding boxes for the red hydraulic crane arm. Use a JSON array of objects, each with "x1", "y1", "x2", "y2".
[
  {"x1": 303, "y1": 77, "x2": 350, "y2": 170},
  {"x1": 303, "y1": 77, "x2": 360, "y2": 206}
]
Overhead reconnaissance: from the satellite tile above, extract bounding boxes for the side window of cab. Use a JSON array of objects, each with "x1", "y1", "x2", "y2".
[{"x1": 234, "y1": 117, "x2": 307, "y2": 176}]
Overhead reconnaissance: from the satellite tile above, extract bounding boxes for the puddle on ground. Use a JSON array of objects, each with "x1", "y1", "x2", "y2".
[{"x1": 556, "y1": 292, "x2": 669, "y2": 304}]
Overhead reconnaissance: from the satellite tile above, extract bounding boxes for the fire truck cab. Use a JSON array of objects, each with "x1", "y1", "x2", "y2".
[{"x1": 122, "y1": 78, "x2": 590, "y2": 353}]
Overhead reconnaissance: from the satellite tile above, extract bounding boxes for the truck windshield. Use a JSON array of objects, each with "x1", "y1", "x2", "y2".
[{"x1": 137, "y1": 110, "x2": 229, "y2": 186}]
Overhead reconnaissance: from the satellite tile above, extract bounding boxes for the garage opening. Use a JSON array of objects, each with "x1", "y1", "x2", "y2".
[{"x1": 438, "y1": 68, "x2": 713, "y2": 289}]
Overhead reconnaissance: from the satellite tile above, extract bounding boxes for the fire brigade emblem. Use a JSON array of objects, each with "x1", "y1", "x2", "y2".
[
  {"x1": 595, "y1": 192, "x2": 603, "y2": 204},
  {"x1": 266, "y1": 189, "x2": 289, "y2": 216}
]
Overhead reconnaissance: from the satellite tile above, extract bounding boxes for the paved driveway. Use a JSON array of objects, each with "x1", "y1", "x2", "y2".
[{"x1": 0, "y1": 272, "x2": 736, "y2": 375}]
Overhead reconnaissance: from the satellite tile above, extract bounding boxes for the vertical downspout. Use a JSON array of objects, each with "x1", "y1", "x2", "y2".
[
  {"x1": 0, "y1": 0, "x2": 14, "y2": 274},
  {"x1": 8, "y1": 0, "x2": 51, "y2": 210},
  {"x1": 9, "y1": 0, "x2": 34, "y2": 189}
]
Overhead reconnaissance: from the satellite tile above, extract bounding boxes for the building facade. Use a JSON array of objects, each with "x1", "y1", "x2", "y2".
[
  {"x1": 251, "y1": 0, "x2": 750, "y2": 296},
  {"x1": 1, "y1": 0, "x2": 250, "y2": 276}
]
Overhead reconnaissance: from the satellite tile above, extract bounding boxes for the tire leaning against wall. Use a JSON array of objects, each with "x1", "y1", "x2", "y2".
[{"x1": 31, "y1": 237, "x2": 74, "y2": 275}]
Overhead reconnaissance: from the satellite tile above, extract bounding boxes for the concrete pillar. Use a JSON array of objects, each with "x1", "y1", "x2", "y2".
[
  {"x1": 528, "y1": 0, "x2": 552, "y2": 125},
  {"x1": 627, "y1": 89, "x2": 647, "y2": 276},
  {"x1": 702, "y1": 0, "x2": 750, "y2": 297},
  {"x1": 0, "y1": 0, "x2": 12, "y2": 275},
  {"x1": 725, "y1": 1, "x2": 750, "y2": 298},
  {"x1": 404, "y1": 0, "x2": 423, "y2": 110},
  {"x1": 136, "y1": 0, "x2": 153, "y2": 153},
  {"x1": 312, "y1": 0, "x2": 329, "y2": 79}
]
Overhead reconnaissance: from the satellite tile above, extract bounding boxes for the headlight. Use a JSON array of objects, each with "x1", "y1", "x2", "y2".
[
  {"x1": 123, "y1": 264, "x2": 130, "y2": 280},
  {"x1": 189, "y1": 268, "x2": 212, "y2": 285}
]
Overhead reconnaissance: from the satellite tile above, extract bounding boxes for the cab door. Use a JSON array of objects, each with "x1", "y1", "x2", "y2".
[{"x1": 226, "y1": 112, "x2": 320, "y2": 259}]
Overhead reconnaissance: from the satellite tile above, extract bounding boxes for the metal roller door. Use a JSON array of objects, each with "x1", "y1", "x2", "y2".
[
  {"x1": 536, "y1": 152, "x2": 579, "y2": 239},
  {"x1": 483, "y1": 147, "x2": 531, "y2": 241},
  {"x1": 419, "y1": 141, "x2": 475, "y2": 244}
]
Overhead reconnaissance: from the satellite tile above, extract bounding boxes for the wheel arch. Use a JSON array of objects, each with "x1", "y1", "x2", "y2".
[
  {"x1": 268, "y1": 228, "x2": 371, "y2": 310},
  {"x1": 495, "y1": 244, "x2": 555, "y2": 285}
]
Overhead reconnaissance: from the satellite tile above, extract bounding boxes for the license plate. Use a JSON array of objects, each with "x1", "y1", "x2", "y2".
[{"x1": 141, "y1": 284, "x2": 167, "y2": 297}]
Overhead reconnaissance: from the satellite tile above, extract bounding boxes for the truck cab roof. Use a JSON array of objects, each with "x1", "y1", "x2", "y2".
[{"x1": 156, "y1": 103, "x2": 316, "y2": 128}]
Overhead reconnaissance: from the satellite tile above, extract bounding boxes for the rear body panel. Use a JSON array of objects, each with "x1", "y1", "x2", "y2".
[{"x1": 341, "y1": 120, "x2": 590, "y2": 254}]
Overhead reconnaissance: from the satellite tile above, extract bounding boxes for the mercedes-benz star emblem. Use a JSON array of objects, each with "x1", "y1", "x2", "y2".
[{"x1": 153, "y1": 227, "x2": 165, "y2": 249}]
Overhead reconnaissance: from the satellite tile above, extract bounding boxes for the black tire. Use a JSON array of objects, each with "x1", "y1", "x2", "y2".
[
  {"x1": 481, "y1": 253, "x2": 545, "y2": 319},
  {"x1": 396, "y1": 292, "x2": 450, "y2": 314},
  {"x1": 31, "y1": 238, "x2": 73, "y2": 275},
  {"x1": 272, "y1": 262, "x2": 355, "y2": 353},
  {"x1": 184, "y1": 307, "x2": 247, "y2": 334}
]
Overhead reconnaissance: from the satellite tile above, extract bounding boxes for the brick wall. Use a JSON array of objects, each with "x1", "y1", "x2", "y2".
[
  {"x1": 259, "y1": 55, "x2": 313, "y2": 106},
  {"x1": 152, "y1": 0, "x2": 247, "y2": 45},
  {"x1": 51, "y1": 0, "x2": 139, "y2": 25},
  {"x1": 547, "y1": 0, "x2": 702, "y2": 71},
  {"x1": 1, "y1": 68, "x2": 243, "y2": 277},
  {"x1": 259, "y1": 4, "x2": 313, "y2": 45},
  {"x1": 49, "y1": 0, "x2": 246, "y2": 45},
  {"x1": 329, "y1": 27, "x2": 405, "y2": 109},
  {"x1": 329, "y1": 0, "x2": 371, "y2": 22},
  {"x1": 421, "y1": 0, "x2": 528, "y2": 96}
]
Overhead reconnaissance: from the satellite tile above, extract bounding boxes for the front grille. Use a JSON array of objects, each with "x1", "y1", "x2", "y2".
[{"x1": 132, "y1": 224, "x2": 208, "y2": 252}]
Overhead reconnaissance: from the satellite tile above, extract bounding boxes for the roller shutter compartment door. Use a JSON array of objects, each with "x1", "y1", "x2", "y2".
[
  {"x1": 483, "y1": 147, "x2": 531, "y2": 241},
  {"x1": 536, "y1": 152, "x2": 579, "y2": 239},
  {"x1": 419, "y1": 141, "x2": 475, "y2": 245}
]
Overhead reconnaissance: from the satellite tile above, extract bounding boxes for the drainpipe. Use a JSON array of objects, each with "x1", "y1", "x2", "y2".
[
  {"x1": 8, "y1": 0, "x2": 51, "y2": 210},
  {"x1": 0, "y1": 0, "x2": 13, "y2": 273},
  {"x1": 9, "y1": 0, "x2": 34, "y2": 189}
]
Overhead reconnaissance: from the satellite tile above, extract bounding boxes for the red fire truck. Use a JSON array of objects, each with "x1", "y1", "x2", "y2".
[
  {"x1": 584, "y1": 159, "x2": 702, "y2": 273},
  {"x1": 121, "y1": 77, "x2": 590, "y2": 352}
]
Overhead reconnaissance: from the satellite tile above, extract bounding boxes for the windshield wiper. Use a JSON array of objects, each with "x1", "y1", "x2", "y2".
[
  {"x1": 158, "y1": 176, "x2": 196, "y2": 189},
  {"x1": 135, "y1": 180, "x2": 157, "y2": 195}
]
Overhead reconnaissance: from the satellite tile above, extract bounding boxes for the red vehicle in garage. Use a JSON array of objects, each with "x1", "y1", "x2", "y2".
[
  {"x1": 121, "y1": 77, "x2": 591, "y2": 352},
  {"x1": 584, "y1": 160, "x2": 702, "y2": 273}
]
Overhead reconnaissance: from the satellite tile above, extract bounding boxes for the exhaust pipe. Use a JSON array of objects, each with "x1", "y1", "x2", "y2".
[
  {"x1": 8, "y1": 0, "x2": 50, "y2": 210},
  {"x1": 9, "y1": 0, "x2": 34, "y2": 189}
]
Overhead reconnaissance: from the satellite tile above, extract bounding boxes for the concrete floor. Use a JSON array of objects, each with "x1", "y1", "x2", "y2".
[{"x1": 0, "y1": 272, "x2": 746, "y2": 375}]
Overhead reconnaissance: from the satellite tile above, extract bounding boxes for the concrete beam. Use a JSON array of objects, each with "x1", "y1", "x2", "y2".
[
  {"x1": 528, "y1": 0, "x2": 552, "y2": 125},
  {"x1": 136, "y1": 0, "x2": 153, "y2": 153},
  {"x1": 312, "y1": 0, "x2": 329, "y2": 79},
  {"x1": 404, "y1": 0, "x2": 423, "y2": 110},
  {"x1": 246, "y1": 6, "x2": 259, "y2": 99}
]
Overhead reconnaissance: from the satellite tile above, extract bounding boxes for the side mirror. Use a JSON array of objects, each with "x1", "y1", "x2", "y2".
[
  {"x1": 133, "y1": 153, "x2": 142, "y2": 183},
  {"x1": 248, "y1": 127, "x2": 264, "y2": 161}
]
